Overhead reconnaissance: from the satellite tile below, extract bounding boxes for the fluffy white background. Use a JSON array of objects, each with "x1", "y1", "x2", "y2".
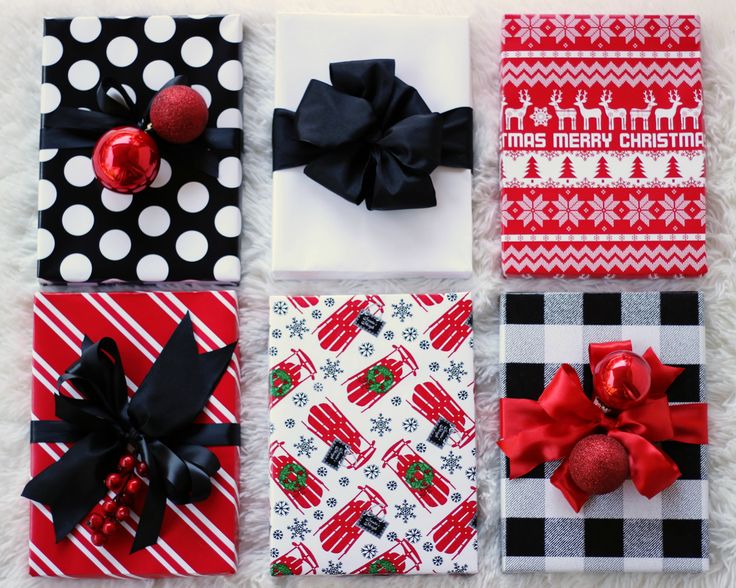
[{"x1": 1, "y1": 0, "x2": 735, "y2": 587}]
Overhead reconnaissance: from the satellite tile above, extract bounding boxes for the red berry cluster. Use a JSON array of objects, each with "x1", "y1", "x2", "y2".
[{"x1": 86, "y1": 453, "x2": 148, "y2": 547}]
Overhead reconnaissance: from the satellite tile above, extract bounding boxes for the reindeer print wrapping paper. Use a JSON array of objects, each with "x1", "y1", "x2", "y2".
[
  {"x1": 500, "y1": 15, "x2": 706, "y2": 277},
  {"x1": 267, "y1": 293, "x2": 477, "y2": 576}
]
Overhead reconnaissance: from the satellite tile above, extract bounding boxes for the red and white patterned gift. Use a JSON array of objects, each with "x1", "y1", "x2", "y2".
[
  {"x1": 27, "y1": 291, "x2": 240, "y2": 578},
  {"x1": 500, "y1": 14, "x2": 706, "y2": 277}
]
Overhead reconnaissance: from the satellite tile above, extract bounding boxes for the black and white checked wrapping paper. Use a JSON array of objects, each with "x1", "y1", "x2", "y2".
[{"x1": 499, "y1": 292, "x2": 708, "y2": 573}]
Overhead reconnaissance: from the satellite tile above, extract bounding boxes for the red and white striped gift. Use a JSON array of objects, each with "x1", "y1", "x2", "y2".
[{"x1": 28, "y1": 291, "x2": 240, "y2": 578}]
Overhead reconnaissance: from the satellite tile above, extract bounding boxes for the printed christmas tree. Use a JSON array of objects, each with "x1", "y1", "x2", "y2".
[
  {"x1": 560, "y1": 157, "x2": 576, "y2": 179},
  {"x1": 525, "y1": 156, "x2": 541, "y2": 179},
  {"x1": 665, "y1": 156, "x2": 681, "y2": 179},
  {"x1": 595, "y1": 156, "x2": 611, "y2": 179},
  {"x1": 630, "y1": 156, "x2": 647, "y2": 180}
]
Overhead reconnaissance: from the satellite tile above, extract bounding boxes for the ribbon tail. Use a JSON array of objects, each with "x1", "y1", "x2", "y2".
[
  {"x1": 438, "y1": 107, "x2": 473, "y2": 168},
  {"x1": 669, "y1": 403, "x2": 709, "y2": 444},
  {"x1": 131, "y1": 453, "x2": 167, "y2": 553},
  {"x1": 550, "y1": 460, "x2": 591, "y2": 512},
  {"x1": 609, "y1": 430, "x2": 681, "y2": 498}
]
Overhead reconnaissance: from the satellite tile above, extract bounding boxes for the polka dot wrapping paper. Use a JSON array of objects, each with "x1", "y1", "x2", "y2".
[{"x1": 37, "y1": 15, "x2": 243, "y2": 284}]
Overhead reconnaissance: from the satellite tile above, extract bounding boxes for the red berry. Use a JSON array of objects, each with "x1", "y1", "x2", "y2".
[
  {"x1": 86, "y1": 513, "x2": 104, "y2": 530},
  {"x1": 125, "y1": 478, "x2": 143, "y2": 495},
  {"x1": 115, "y1": 506, "x2": 130, "y2": 521},
  {"x1": 150, "y1": 85, "x2": 209, "y2": 144},
  {"x1": 136, "y1": 461, "x2": 149, "y2": 476},
  {"x1": 102, "y1": 498, "x2": 117, "y2": 515},
  {"x1": 118, "y1": 454, "x2": 136, "y2": 473},
  {"x1": 102, "y1": 520, "x2": 118, "y2": 535},
  {"x1": 105, "y1": 473, "x2": 124, "y2": 492},
  {"x1": 117, "y1": 492, "x2": 133, "y2": 506},
  {"x1": 90, "y1": 532, "x2": 107, "y2": 546}
]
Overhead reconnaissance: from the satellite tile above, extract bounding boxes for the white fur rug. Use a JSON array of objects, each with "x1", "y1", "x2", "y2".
[{"x1": 2, "y1": 1, "x2": 736, "y2": 587}]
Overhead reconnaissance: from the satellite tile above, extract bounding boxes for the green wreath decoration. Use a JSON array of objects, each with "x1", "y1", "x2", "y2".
[
  {"x1": 405, "y1": 460, "x2": 434, "y2": 490},
  {"x1": 270, "y1": 562, "x2": 292, "y2": 576},
  {"x1": 270, "y1": 368, "x2": 293, "y2": 398},
  {"x1": 278, "y1": 462, "x2": 308, "y2": 491},
  {"x1": 369, "y1": 559, "x2": 397, "y2": 574},
  {"x1": 366, "y1": 364, "x2": 395, "y2": 394}
]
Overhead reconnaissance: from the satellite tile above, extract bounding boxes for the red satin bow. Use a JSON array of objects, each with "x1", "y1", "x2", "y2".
[{"x1": 498, "y1": 341, "x2": 708, "y2": 512}]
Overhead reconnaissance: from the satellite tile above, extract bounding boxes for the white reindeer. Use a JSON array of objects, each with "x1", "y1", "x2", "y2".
[
  {"x1": 574, "y1": 90, "x2": 602, "y2": 130},
  {"x1": 599, "y1": 89, "x2": 627, "y2": 130},
  {"x1": 680, "y1": 89, "x2": 703, "y2": 129},
  {"x1": 655, "y1": 90, "x2": 681, "y2": 131},
  {"x1": 504, "y1": 89, "x2": 532, "y2": 130},
  {"x1": 549, "y1": 89, "x2": 577, "y2": 130},
  {"x1": 630, "y1": 90, "x2": 657, "y2": 130}
]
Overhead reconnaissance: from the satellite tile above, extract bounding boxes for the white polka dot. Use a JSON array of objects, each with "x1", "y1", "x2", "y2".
[
  {"x1": 176, "y1": 230, "x2": 208, "y2": 262},
  {"x1": 64, "y1": 156, "x2": 94, "y2": 187},
  {"x1": 101, "y1": 189, "x2": 133, "y2": 212},
  {"x1": 68, "y1": 60, "x2": 100, "y2": 91},
  {"x1": 138, "y1": 206, "x2": 170, "y2": 236},
  {"x1": 60, "y1": 253, "x2": 92, "y2": 282},
  {"x1": 214, "y1": 206, "x2": 242, "y2": 238},
  {"x1": 144, "y1": 16, "x2": 176, "y2": 43},
  {"x1": 37, "y1": 228, "x2": 55, "y2": 260},
  {"x1": 218, "y1": 156, "x2": 242, "y2": 188},
  {"x1": 191, "y1": 84, "x2": 211, "y2": 107},
  {"x1": 40, "y1": 83, "x2": 61, "y2": 114},
  {"x1": 106, "y1": 36, "x2": 138, "y2": 67},
  {"x1": 39, "y1": 149, "x2": 58, "y2": 162},
  {"x1": 62, "y1": 204, "x2": 94, "y2": 236},
  {"x1": 99, "y1": 229, "x2": 131, "y2": 260},
  {"x1": 213, "y1": 255, "x2": 240, "y2": 281},
  {"x1": 177, "y1": 181, "x2": 209, "y2": 212},
  {"x1": 181, "y1": 36, "x2": 213, "y2": 67},
  {"x1": 216, "y1": 108, "x2": 242, "y2": 128},
  {"x1": 150, "y1": 159, "x2": 171, "y2": 188},
  {"x1": 136, "y1": 254, "x2": 168, "y2": 281},
  {"x1": 188, "y1": 14, "x2": 209, "y2": 19},
  {"x1": 70, "y1": 17, "x2": 101, "y2": 43},
  {"x1": 38, "y1": 179, "x2": 56, "y2": 210},
  {"x1": 42, "y1": 36, "x2": 63, "y2": 66},
  {"x1": 219, "y1": 15, "x2": 243, "y2": 43},
  {"x1": 218, "y1": 60, "x2": 243, "y2": 91},
  {"x1": 142, "y1": 60, "x2": 175, "y2": 91}
]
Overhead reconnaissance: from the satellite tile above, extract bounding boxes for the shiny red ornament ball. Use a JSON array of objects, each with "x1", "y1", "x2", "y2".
[
  {"x1": 593, "y1": 350, "x2": 652, "y2": 411},
  {"x1": 86, "y1": 513, "x2": 104, "y2": 530},
  {"x1": 90, "y1": 532, "x2": 107, "y2": 546},
  {"x1": 125, "y1": 478, "x2": 143, "y2": 495},
  {"x1": 118, "y1": 454, "x2": 136, "y2": 473},
  {"x1": 92, "y1": 126, "x2": 160, "y2": 194},
  {"x1": 102, "y1": 520, "x2": 119, "y2": 536},
  {"x1": 102, "y1": 498, "x2": 117, "y2": 514},
  {"x1": 104, "y1": 473, "x2": 124, "y2": 493},
  {"x1": 115, "y1": 506, "x2": 130, "y2": 521},
  {"x1": 150, "y1": 85, "x2": 209, "y2": 144},
  {"x1": 568, "y1": 434, "x2": 629, "y2": 495}
]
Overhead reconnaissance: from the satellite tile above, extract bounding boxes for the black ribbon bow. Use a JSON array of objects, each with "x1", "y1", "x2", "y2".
[
  {"x1": 272, "y1": 59, "x2": 473, "y2": 210},
  {"x1": 22, "y1": 314, "x2": 239, "y2": 553},
  {"x1": 41, "y1": 76, "x2": 241, "y2": 179}
]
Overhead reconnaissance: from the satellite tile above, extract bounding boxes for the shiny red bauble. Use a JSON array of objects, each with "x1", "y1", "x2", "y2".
[
  {"x1": 593, "y1": 350, "x2": 652, "y2": 411},
  {"x1": 102, "y1": 498, "x2": 117, "y2": 514},
  {"x1": 90, "y1": 532, "x2": 107, "y2": 546},
  {"x1": 104, "y1": 473, "x2": 124, "y2": 493},
  {"x1": 86, "y1": 513, "x2": 104, "y2": 530},
  {"x1": 118, "y1": 454, "x2": 136, "y2": 473},
  {"x1": 568, "y1": 434, "x2": 629, "y2": 495},
  {"x1": 125, "y1": 478, "x2": 143, "y2": 495},
  {"x1": 102, "y1": 520, "x2": 119, "y2": 536},
  {"x1": 150, "y1": 85, "x2": 208, "y2": 144},
  {"x1": 92, "y1": 126, "x2": 160, "y2": 194},
  {"x1": 115, "y1": 506, "x2": 130, "y2": 521}
]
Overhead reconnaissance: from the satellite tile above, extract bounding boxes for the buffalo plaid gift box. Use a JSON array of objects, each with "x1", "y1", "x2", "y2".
[
  {"x1": 26, "y1": 290, "x2": 240, "y2": 577},
  {"x1": 499, "y1": 291, "x2": 708, "y2": 572},
  {"x1": 37, "y1": 15, "x2": 243, "y2": 284},
  {"x1": 268, "y1": 293, "x2": 477, "y2": 575}
]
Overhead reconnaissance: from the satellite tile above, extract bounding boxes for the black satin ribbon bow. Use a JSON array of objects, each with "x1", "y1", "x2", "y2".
[
  {"x1": 272, "y1": 59, "x2": 473, "y2": 210},
  {"x1": 41, "y1": 76, "x2": 241, "y2": 178},
  {"x1": 22, "y1": 314, "x2": 238, "y2": 554}
]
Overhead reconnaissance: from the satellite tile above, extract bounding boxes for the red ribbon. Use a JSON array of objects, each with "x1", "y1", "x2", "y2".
[{"x1": 498, "y1": 341, "x2": 708, "y2": 512}]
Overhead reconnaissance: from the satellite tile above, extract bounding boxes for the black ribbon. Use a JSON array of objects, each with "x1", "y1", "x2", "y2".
[
  {"x1": 41, "y1": 76, "x2": 241, "y2": 179},
  {"x1": 22, "y1": 314, "x2": 238, "y2": 554},
  {"x1": 272, "y1": 59, "x2": 473, "y2": 211}
]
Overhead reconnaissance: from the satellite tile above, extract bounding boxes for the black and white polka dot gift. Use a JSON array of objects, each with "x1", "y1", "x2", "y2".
[{"x1": 37, "y1": 15, "x2": 243, "y2": 284}]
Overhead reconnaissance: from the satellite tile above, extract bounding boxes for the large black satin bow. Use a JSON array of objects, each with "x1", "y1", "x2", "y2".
[
  {"x1": 41, "y1": 76, "x2": 241, "y2": 178},
  {"x1": 272, "y1": 59, "x2": 473, "y2": 210},
  {"x1": 22, "y1": 314, "x2": 238, "y2": 554}
]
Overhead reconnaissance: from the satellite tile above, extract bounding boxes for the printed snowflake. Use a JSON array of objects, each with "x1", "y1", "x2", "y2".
[
  {"x1": 271, "y1": 328, "x2": 282, "y2": 339},
  {"x1": 269, "y1": 423, "x2": 275, "y2": 434},
  {"x1": 272, "y1": 300, "x2": 288, "y2": 315},
  {"x1": 384, "y1": 330, "x2": 395, "y2": 340},
  {"x1": 662, "y1": 194, "x2": 689, "y2": 226},
  {"x1": 321, "y1": 560, "x2": 344, "y2": 575},
  {"x1": 445, "y1": 361, "x2": 468, "y2": 383},
  {"x1": 402, "y1": 327, "x2": 418, "y2": 341},
  {"x1": 338, "y1": 477, "x2": 350, "y2": 487},
  {"x1": 405, "y1": 528, "x2": 422, "y2": 543},
  {"x1": 317, "y1": 466, "x2": 328, "y2": 477},
  {"x1": 314, "y1": 382, "x2": 324, "y2": 392},
  {"x1": 326, "y1": 497, "x2": 337, "y2": 508},
  {"x1": 313, "y1": 510, "x2": 324, "y2": 520},
  {"x1": 423, "y1": 541, "x2": 434, "y2": 552},
  {"x1": 620, "y1": 15, "x2": 649, "y2": 44},
  {"x1": 465, "y1": 466, "x2": 476, "y2": 481},
  {"x1": 274, "y1": 501, "x2": 290, "y2": 517},
  {"x1": 450, "y1": 563, "x2": 469, "y2": 575},
  {"x1": 693, "y1": 193, "x2": 706, "y2": 223},
  {"x1": 394, "y1": 499, "x2": 417, "y2": 524},
  {"x1": 550, "y1": 15, "x2": 581, "y2": 44},
  {"x1": 584, "y1": 15, "x2": 614, "y2": 43},
  {"x1": 447, "y1": 293, "x2": 458, "y2": 302},
  {"x1": 286, "y1": 318, "x2": 308, "y2": 339},
  {"x1": 287, "y1": 518, "x2": 310, "y2": 541},
  {"x1": 441, "y1": 451, "x2": 463, "y2": 474},
  {"x1": 500, "y1": 197, "x2": 515, "y2": 227},
  {"x1": 311, "y1": 309, "x2": 322, "y2": 320},
  {"x1": 429, "y1": 362, "x2": 440, "y2": 372},
  {"x1": 419, "y1": 340, "x2": 430, "y2": 350},
  {"x1": 402, "y1": 417, "x2": 419, "y2": 433},
  {"x1": 292, "y1": 392, "x2": 308, "y2": 408},
  {"x1": 321, "y1": 359, "x2": 344, "y2": 380},
  {"x1": 590, "y1": 194, "x2": 618, "y2": 226},
  {"x1": 530, "y1": 107, "x2": 551, "y2": 127},
  {"x1": 458, "y1": 390, "x2": 468, "y2": 401},
  {"x1": 294, "y1": 435, "x2": 317, "y2": 458},
  {"x1": 517, "y1": 195, "x2": 549, "y2": 227},
  {"x1": 654, "y1": 15, "x2": 684, "y2": 44},
  {"x1": 269, "y1": 346, "x2": 278, "y2": 357},
  {"x1": 361, "y1": 544, "x2": 378, "y2": 559},
  {"x1": 553, "y1": 194, "x2": 584, "y2": 226},
  {"x1": 391, "y1": 396, "x2": 402, "y2": 406},
  {"x1": 273, "y1": 529, "x2": 283, "y2": 540},
  {"x1": 433, "y1": 556, "x2": 444, "y2": 566},
  {"x1": 416, "y1": 443, "x2": 427, "y2": 454},
  {"x1": 451, "y1": 492, "x2": 462, "y2": 503},
  {"x1": 391, "y1": 299, "x2": 414, "y2": 322},
  {"x1": 514, "y1": 15, "x2": 544, "y2": 44},
  {"x1": 359, "y1": 342, "x2": 374, "y2": 357},
  {"x1": 623, "y1": 193, "x2": 655, "y2": 226},
  {"x1": 270, "y1": 548, "x2": 279, "y2": 558},
  {"x1": 324, "y1": 297, "x2": 335, "y2": 307},
  {"x1": 370, "y1": 413, "x2": 392, "y2": 437},
  {"x1": 386, "y1": 531, "x2": 398, "y2": 542},
  {"x1": 386, "y1": 480, "x2": 398, "y2": 491},
  {"x1": 364, "y1": 464, "x2": 380, "y2": 480}
]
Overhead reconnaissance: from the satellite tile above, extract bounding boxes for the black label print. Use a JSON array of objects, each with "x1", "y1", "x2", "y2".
[
  {"x1": 466, "y1": 312, "x2": 473, "y2": 328},
  {"x1": 354, "y1": 310, "x2": 385, "y2": 337},
  {"x1": 469, "y1": 515, "x2": 478, "y2": 529},
  {"x1": 323, "y1": 439, "x2": 349, "y2": 470},
  {"x1": 428, "y1": 417, "x2": 454, "y2": 448},
  {"x1": 357, "y1": 512, "x2": 388, "y2": 538}
]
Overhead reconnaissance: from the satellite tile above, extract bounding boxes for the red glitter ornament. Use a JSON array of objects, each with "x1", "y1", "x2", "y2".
[
  {"x1": 593, "y1": 350, "x2": 651, "y2": 411},
  {"x1": 92, "y1": 126, "x2": 160, "y2": 194},
  {"x1": 568, "y1": 434, "x2": 629, "y2": 495},
  {"x1": 150, "y1": 85, "x2": 209, "y2": 144}
]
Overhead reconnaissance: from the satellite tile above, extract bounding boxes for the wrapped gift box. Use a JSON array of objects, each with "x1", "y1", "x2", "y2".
[
  {"x1": 28, "y1": 290, "x2": 240, "y2": 577},
  {"x1": 37, "y1": 15, "x2": 243, "y2": 284},
  {"x1": 268, "y1": 293, "x2": 477, "y2": 575},
  {"x1": 499, "y1": 291, "x2": 708, "y2": 572},
  {"x1": 272, "y1": 14, "x2": 472, "y2": 279},
  {"x1": 500, "y1": 14, "x2": 706, "y2": 277}
]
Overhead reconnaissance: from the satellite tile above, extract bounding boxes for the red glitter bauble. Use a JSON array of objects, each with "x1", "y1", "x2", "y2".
[
  {"x1": 92, "y1": 126, "x2": 160, "y2": 194},
  {"x1": 593, "y1": 350, "x2": 651, "y2": 411},
  {"x1": 568, "y1": 434, "x2": 629, "y2": 495},
  {"x1": 150, "y1": 85, "x2": 208, "y2": 144}
]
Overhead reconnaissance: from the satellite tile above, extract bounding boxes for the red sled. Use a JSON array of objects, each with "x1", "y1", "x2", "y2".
[
  {"x1": 287, "y1": 296, "x2": 319, "y2": 313},
  {"x1": 270, "y1": 441, "x2": 327, "y2": 514},
  {"x1": 424, "y1": 295, "x2": 472, "y2": 356},
  {"x1": 305, "y1": 400, "x2": 376, "y2": 469},
  {"x1": 314, "y1": 295, "x2": 385, "y2": 355},
  {"x1": 269, "y1": 349, "x2": 316, "y2": 408},
  {"x1": 409, "y1": 377, "x2": 476, "y2": 449},
  {"x1": 411, "y1": 293, "x2": 445, "y2": 311},
  {"x1": 430, "y1": 487, "x2": 477, "y2": 560},
  {"x1": 351, "y1": 539, "x2": 422, "y2": 575},
  {"x1": 270, "y1": 542, "x2": 318, "y2": 576}
]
